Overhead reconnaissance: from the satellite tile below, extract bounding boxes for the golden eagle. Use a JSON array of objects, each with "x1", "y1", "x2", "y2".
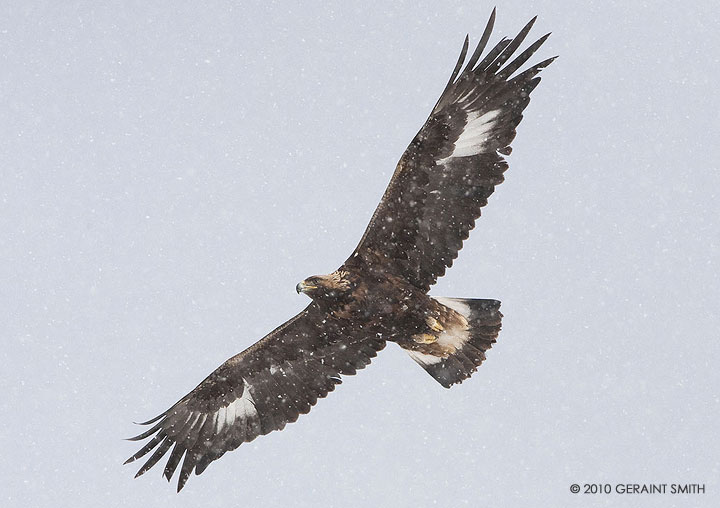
[{"x1": 126, "y1": 10, "x2": 554, "y2": 491}]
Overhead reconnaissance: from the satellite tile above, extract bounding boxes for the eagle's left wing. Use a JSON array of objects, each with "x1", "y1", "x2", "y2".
[
  {"x1": 125, "y1": 303, "x2": 385, "y2": 491},
  {"x1": 348, "y1": 11, "x2": 554, "y2": 290}
]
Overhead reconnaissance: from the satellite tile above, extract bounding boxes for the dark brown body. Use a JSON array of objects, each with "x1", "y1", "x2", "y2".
[{"x1": 298, "y1": 251, "x2": 498, "y2": 362}]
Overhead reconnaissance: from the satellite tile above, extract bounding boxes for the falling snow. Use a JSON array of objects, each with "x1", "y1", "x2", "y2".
[{"x1": 2, "y1": 2, "x2": 719, "y2": 508}]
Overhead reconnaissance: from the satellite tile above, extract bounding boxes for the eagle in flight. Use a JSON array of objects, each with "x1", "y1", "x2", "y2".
[{"x1": 126, "y1": 10, "x2": 554, "y2": 491}]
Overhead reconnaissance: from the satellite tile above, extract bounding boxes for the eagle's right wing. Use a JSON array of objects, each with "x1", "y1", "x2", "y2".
[
  {"x1": 125, "y1": 304, "x2": 385, "y2": 491},
  {"x1": 349, "y1": 11, "x2": 554, "y2": 290}
]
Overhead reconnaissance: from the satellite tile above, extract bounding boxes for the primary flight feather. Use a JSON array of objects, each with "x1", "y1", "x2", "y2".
[{"x1": 126, "y1": 10, "x2": 554, "y2": 491}]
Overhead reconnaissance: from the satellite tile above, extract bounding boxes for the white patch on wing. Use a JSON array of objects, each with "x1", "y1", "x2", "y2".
[
  {"x1": 406, "y1": 350, "x2": 443, "y2": 366},
  {"x1": 216, "y1": 406, "x2": 227, "y2": 432},
  {"x1": 184, "y1": 412, "x2": 202, "y2": 435},
  {"x1": 438, "y1": 109, "x2": 501, "y2": 163},
  {"x1": 225, "y1": 397, "x2": 237, "y2": 426},
  {"x1": 218, "y1": 379, "x2": 257, "y2": 431},
  {"x1": 193, "y1": 414, "x2": 208, "y2": 435}
]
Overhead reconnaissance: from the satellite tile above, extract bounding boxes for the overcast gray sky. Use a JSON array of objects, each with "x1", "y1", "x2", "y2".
[{"x1": 2, "y1": 1, "x2": 719, "y2": 507}]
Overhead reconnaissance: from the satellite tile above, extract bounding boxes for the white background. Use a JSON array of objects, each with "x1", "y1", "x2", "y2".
[{"x1": 2, "y1": 1, "x2": 718, "y2": 507}]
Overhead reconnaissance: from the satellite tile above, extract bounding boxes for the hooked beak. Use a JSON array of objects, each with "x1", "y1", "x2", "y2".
[{"x1": 296, "y1": 281, "x2": 317, "y2": 294}]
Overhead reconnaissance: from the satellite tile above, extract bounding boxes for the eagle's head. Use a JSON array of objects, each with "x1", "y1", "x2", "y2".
[{"x1": 296, "y1": 270, "x2": 353, "y2": 300}]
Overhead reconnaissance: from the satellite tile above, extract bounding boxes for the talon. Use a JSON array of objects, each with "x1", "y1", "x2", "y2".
[
  {"x1": 412, "y1": 333, "x2": 437, "y2": 344},
  {"x1": 426, "y1": 316, "x2": 444, "y2": 332}
]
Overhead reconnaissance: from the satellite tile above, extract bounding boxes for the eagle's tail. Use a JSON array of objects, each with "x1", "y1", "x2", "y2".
[{"x1": 405, "y1": 298, "x2": 502, "y2": 388}]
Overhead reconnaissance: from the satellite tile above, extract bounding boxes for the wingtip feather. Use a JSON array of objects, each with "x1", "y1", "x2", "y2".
[
  {"x1": 538, "y1": 55, "x2": 558, "y2": 68},
  {"x1": 463, "y1": 8, "x2": 498, "y2": 73},
  {"x1": 134, "y1": 413, "x2": 165, "y2": 426}
]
